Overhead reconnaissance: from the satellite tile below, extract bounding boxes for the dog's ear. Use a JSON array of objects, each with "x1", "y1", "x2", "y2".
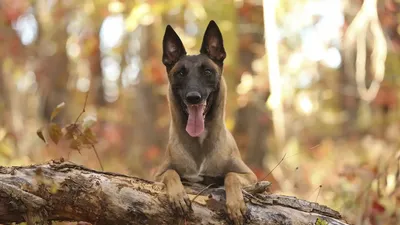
[
  {"x1": 162, "y1": 25, "x2": 186, "y2": 68},
  {"x1": 200, "y1": 20, "x2": 226, "y2": 63}
]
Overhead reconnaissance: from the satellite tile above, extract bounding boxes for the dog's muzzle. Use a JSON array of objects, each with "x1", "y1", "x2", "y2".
[
  {"x1": 182, "y1": 91, "x2": 205, "y2": 137},
  {"x1": 185, "y1": 91, "x2": 202, "y2": 105}
]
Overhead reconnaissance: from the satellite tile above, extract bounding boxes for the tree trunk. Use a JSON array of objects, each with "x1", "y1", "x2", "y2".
[
  {"x1": 0, "y1": 161, "x2": 349, "y2": 225},
  {"x1": 233, "y1": 2, "x2": 270, "y2": 176},
  {"x1": 34, "y1": 0, "x2": 70, "y2": 123}
]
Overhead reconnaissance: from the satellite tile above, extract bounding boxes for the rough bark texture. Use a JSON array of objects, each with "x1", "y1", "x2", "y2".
[{"x1": 0, "y1": 161, "x2": 349, "y2": 225}]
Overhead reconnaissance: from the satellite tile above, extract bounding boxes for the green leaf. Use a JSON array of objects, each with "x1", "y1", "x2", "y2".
[
  {"x1": 315, "y1": 218, "x2": 329, "y2": 225},
  {"x1": 36, "y1": 128, "x2": 47, "y2": 144},
  {"x1": 48, "y1": 123, "x2": 62, "y2": 144},
  {"x1": 50, "y1": 183, "x2": 60, "y2": 194},
  {"x1": 50, "y1": 102, "x2": 65, "y2": 121}
]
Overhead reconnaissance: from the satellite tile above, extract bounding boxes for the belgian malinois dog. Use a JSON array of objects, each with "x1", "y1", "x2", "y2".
[{"x1": 155, "y1": 20, "x2": 257, "y2": 225}]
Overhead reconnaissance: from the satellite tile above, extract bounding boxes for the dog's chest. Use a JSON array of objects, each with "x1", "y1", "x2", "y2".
[
  {"x1": 198, "y1": 129, "x2": 208, "y2": 145},
  {"x1": 181, "y1": 150, "x2": 228, "y2": 183}
]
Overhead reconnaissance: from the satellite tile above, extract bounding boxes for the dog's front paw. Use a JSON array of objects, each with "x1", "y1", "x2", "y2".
[
  {"x1": 167, "y1": 186, "x2": 192, "y2": 216},
  {"x1": 226, "y1": 197, "x2": 247, "y2": 225}
]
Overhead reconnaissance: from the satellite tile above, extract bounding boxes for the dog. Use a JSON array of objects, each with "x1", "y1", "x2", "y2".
[{"x1": 155, "y1": 20, "x2": 257, "y2": 225}]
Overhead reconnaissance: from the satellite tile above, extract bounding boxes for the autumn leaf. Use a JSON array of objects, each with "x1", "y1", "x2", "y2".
[
  {"x1": 82, "y1": 128, "x2": 97, "y2": 145},
  {"x1": 48, "y1": 123, "x2": 62, "y2": 144},
  {"x1": 371, "y1": 200, "x2": 385, "y2": 214},
  {"x1": 64, "y1": 124, "x2": 79, "y2": 140},
  {"x1": 36, "y1": 127, "x2": 47, "y2": 144},
  {"x1": 50, "y1": 102, "x2": 65, "y2": 121},
  {"x1": 82, "y1": 115, "x2": 97, "y2": 130},
  {"x1": 69, "y1": 139, "x2": 81, "y2": 151}
]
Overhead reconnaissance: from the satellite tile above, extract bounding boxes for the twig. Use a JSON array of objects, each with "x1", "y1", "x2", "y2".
[
  {"x1": 242, "y1": 189, "x2": 266, "y2": 203},
  {"x1": 315, "y1": 185, "x2": 322, "y2": 202},
  {"x1": 73, "y1": 91, "x2": 103, "y2": 171},
  {"x1": 261, "y1": 152, "x2": 287, "y2": 181},
  {"x1": 308, "y1": 185, "x2": 322, "y2": 202},
  {"x1": 243, "y1": 181, "x2": 271, "y2": 195},
  {"x1": 73, "y1": 127, "x2": 104, "y2": 171},
  {"x1": 74, "y1": 91, "x2": 89, "y2": 124},
  {"x1": 75, "y1": 91, "x2": 104, "y2": 171},
  {"x1": 190, "y1": 183, "x2": 215, "y2": 203},
  {"x1": 91, "y1": 144, "x2": 104, "y2": 171}
]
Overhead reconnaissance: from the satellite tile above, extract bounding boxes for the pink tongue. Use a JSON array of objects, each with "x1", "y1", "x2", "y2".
[{"x1": 186, "y1": 104, "x2": 205, "y2": 137}]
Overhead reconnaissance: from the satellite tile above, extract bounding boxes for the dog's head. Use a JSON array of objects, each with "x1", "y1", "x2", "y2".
[{"x1": 162, "y1": 20, "x2": 226, "y2": 137}]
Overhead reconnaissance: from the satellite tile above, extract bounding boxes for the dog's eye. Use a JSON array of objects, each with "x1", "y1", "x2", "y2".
[
  {"x1": 204, "y1": 69, "x2": 213, "y2": 77},
  {"x1": 176, "y1": 70, "x2": 185, "y2": 78}
]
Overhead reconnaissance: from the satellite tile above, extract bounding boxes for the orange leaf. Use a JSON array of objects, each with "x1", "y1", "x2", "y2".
[
  {"x1": 36, "y1": 127, "x2": 47, "y2": 144},
  {"x1": 48, "y1": 123, "x2": 62, "y2": 144},
  {"x1": 50, "y1": 102, "x2": 65, "y2": 121}
]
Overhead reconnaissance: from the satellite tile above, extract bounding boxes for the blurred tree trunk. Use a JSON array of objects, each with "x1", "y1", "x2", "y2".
[
  {"x1": 87, "y1": 4, "x2": 108, "y2": 107},
  {"x1": 89, "y1": 31, "x2": 106, "y2": 107},
  {"x1": 126, "y1": 24, "x2": 163, "y2": 178},
  {"x1": 232, "y1": 2, "x2": 270, "y2": 178},
  {"x1": 34, "y1": 0, "x2": 70, "y2": 123},
  {"x1": 204, "y1": 0, "x2": 239, "y2": 120},
  {"x1": 0, "y1": 13, "x2": 28, "y2": 152},
  {"x1": 0, "y1": 65, "x2": 6, "y2": 113},
  {"x1": 339, "y1": 49, "x2": 360, "y2": 136},
  {"x1": 39, "y1": 48, "x2": 70, "y2": 122}
]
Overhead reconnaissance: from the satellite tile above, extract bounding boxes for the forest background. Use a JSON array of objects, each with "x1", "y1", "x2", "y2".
[{"x1": 0, "y1": 0, "x2": 399, "y2": 224}]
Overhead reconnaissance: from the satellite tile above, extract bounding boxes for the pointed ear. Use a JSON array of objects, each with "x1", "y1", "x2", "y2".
[
  {"x1": 162, "y1": 25, "x2": 186, "y2": 68},
  {"x1": 200, "y1": 20, "x2": 226, "y2": 63}
]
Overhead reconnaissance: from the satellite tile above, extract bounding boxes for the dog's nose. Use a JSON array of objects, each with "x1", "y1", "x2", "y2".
[{"x1": 186, "y1": 91, "x2": 202, "y2": 104}]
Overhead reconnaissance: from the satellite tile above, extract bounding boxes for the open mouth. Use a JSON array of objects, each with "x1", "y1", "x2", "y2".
[
  {"x1": 183, "y1": 94, "x2": 212, "y2": 117},
  {"x1": 183, "y1": 94, "x2": 212, "y2": 137}
]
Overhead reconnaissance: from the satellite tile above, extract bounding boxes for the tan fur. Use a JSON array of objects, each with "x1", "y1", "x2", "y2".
[{"x1": 155, "y1": 76, "x2": 257, "y2": 225}]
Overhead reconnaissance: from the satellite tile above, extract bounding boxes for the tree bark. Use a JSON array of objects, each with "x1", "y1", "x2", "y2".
[{"x1": 0, "y1": 161, "x2": 349, "y2": 225}]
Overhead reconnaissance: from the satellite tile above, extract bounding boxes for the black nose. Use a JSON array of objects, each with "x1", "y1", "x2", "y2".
[{"x1": 186, "y1": 91, "x2": 202, "y2": 104}]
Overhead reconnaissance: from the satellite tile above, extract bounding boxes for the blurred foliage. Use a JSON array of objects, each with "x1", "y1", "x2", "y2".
[{"x1": 0, "y1": 0, "x2": 399, "y2": 225}]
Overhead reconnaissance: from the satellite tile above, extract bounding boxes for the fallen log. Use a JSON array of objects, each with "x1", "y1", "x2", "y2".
[{"x1": 0, "y1": 160, "x2": 349, "y2": 225}]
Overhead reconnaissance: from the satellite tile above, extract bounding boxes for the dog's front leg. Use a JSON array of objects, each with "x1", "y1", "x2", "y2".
[
  {"x1": 161, "y1": 169, "x2": 192, "y2": 215},
  {"x1": 224, "y1": 172, "x2": 256, "y2": 225}
]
